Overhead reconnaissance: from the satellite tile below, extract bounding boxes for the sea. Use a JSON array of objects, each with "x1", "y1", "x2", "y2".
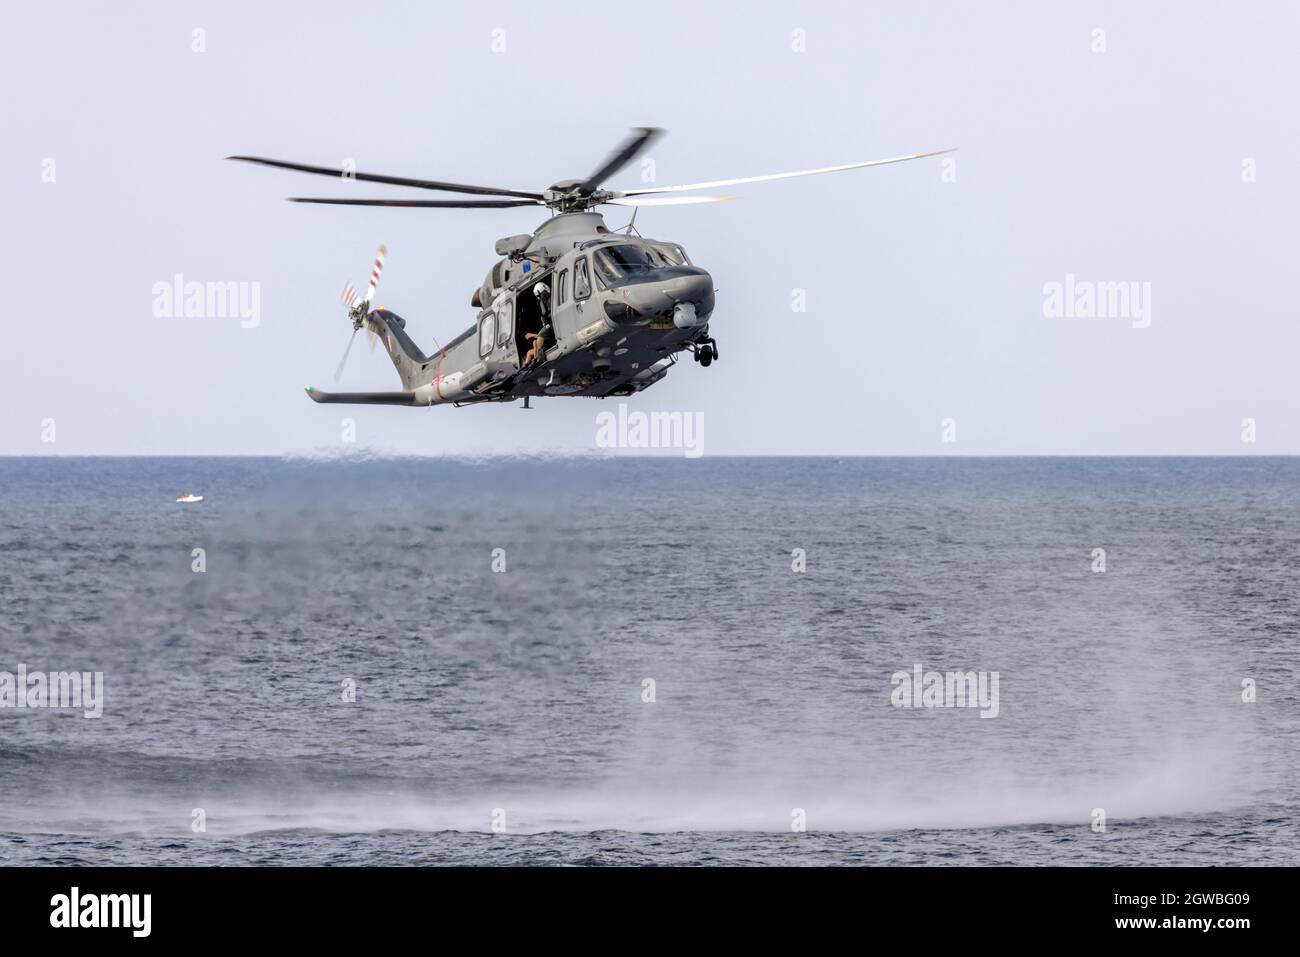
[{"x1": 0, "y1": 456, "x2": 1296, "y2": 866}]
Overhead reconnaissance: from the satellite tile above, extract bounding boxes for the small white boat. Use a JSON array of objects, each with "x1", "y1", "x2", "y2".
[{"x1": 176, "y1": 493, "x2": 204, "y2": 504}]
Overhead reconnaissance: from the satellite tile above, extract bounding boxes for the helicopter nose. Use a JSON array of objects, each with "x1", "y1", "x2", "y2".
[
  {"x1": 661, "y1": 269, "x2": 713, "y2": 306},
  {"x1": 607, "y1": 266, "x2": 714, "y2": 324}
]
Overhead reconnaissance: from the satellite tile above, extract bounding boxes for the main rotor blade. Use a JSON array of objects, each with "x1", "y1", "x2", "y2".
[
  {"x1": 579, "y1": 127, "x2": 663, "y2": 194},
  {"x1": 287, "y1": 197, "x2": 542, "y2": 208},
  {"x1": 604, "y1": 195, "x2": 735, "y2": 206},
  {"x1": 227, "y1": 156, "x2": 543, "y2": 200},
  {"x1": 614, "y1": 148, "x2": 956, "y2": 197},
  {"x1": 334, "y1": 328, "x2": 359, "y2": 384}
]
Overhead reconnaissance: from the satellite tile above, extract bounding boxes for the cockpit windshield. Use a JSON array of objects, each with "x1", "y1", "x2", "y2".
[{"x1": 593, "y1": 244, "x2": 676, "y2": 283}]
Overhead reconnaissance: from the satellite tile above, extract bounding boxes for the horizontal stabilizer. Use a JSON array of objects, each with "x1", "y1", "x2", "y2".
[{"x1": 305, "y1": 386, "x2": 420, "y2": 406}]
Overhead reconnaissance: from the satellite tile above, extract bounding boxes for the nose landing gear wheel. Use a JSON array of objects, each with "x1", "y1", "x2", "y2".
[{"x1": 692, "y1": 336, "x2": 719, "y2": 367}]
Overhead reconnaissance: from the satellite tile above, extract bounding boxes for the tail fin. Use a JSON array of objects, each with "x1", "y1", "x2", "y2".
[{"x1": 365, "y1": 308, "x2": 434, "y2": 391}]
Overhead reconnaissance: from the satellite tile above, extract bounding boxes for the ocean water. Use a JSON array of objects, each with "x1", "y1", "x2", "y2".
[{"x1": 0, "y1": 456, "x2": 1296, "y2": 866}]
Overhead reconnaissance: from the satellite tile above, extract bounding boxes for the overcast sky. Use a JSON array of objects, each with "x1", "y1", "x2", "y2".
[{"x1": 3, "y1": 1, "x2": 1298, "y2": 455}]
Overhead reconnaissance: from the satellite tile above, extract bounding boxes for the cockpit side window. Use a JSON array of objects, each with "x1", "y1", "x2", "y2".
[
  {"x1": 573, "y1": 257, "x2": 591, "y2": 301},
  {"x1": 557, "y1": 269, "x2": 569, "y2": 306},
  {"x1": 478, "y1": 311, "x2": 496, "y2": 358}
]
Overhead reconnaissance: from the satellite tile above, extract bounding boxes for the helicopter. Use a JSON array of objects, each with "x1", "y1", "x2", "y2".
[{"x1": 228, "y1": 128, "x2": 952, "y2": 407}]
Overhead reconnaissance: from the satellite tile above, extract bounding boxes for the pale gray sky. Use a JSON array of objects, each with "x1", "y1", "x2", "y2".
[{"x1": 3, "y1": 1, "x2": 1298, "y2": 455}]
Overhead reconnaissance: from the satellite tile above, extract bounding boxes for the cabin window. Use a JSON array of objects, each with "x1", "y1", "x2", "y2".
[
  {"x1": 497, "y1": 299, "x2": 513, "y2": 346},
  {"x1": 478, "y1": 312, "x2": 496, "y2": 357},
  {"x1": 573, "y1": 257, "x2": 591, "y2": 301},
  {"x1": 556, "y1": 270, "x2": 568, "y2": 306}
]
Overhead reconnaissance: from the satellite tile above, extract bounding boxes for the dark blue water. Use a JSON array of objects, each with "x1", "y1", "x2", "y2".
[{"x1": 1, "y1": 457, "x2": 1296, "y2": 865}]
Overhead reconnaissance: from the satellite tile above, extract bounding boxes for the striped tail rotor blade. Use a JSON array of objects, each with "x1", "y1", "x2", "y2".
[
  {"x1": 363, "y1": 243, "x2": 388, "y2": 306},
  {"x1": 341, "y1": 281, "x2": 359, "y2": 308}
]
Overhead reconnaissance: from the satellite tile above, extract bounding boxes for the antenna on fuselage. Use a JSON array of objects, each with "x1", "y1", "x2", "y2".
[{"x1": 427, "y1": 329, "x2": 446, "y2": 358}]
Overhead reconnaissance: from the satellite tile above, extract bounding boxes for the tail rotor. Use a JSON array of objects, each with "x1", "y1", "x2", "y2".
[{"x1": 333, "y1": 244, "x2": 388, "y2": 382}]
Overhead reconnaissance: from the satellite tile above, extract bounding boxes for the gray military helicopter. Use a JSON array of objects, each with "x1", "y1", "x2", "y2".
[{"x1": 228, "y1": 128, "x2": 951, "y2": 407}]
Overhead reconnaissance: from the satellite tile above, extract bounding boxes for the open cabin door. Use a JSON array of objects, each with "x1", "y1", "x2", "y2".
[
  {"x1": 477, "y1": 279, "x2": 553, "y2": 374},
  {"x1": 512, "y1": 279, "x2": 551, "y2": 366}
]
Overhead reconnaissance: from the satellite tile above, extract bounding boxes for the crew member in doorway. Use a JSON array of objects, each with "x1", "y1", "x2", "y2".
[
  {"x1": 534, "y1": 281, "x2": 552, "y2": 330},
  {"x1": 526, "y1": 282, "x2": 552, "y2": 366}
]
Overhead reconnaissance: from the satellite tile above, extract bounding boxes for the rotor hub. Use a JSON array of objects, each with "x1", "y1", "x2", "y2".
[{"x1": 543, "y1": 180, "x2": 610, "y2": 213}]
